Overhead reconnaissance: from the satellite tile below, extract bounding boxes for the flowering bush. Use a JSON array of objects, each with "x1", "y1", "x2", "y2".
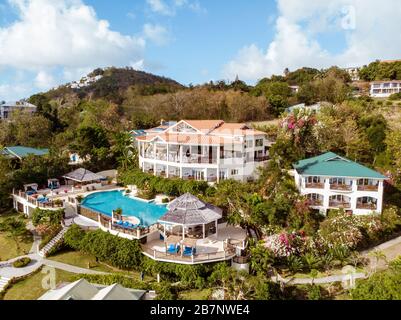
[
  {"x1": 264, "y1": 231, "x2": 307, "y2": 257},
  {"x1": 318, "y1": 212, "x2": 363, "y2": 250}
]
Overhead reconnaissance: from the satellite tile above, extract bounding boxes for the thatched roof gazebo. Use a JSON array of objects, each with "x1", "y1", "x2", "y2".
[{"x1": 158, "y1": 193, "x2": 223, "y2": 243}]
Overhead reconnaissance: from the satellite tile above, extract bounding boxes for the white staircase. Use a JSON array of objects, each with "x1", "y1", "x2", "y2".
[
  {"x1": 38, "y1": 226, "x2": 70, "y2": 257},
  {"x1": 0, "y1": 276, "x2": 11, "y2": 293}
]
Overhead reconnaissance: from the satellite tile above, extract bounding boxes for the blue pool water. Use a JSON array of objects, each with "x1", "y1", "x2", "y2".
[{"x1": 81, "y1": 191, "x2": 168, "y2": 227}]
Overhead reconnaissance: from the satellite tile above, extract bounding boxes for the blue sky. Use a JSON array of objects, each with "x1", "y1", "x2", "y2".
[{"x1": 0, "y1": 0, "x2": 401, "y2": 100}]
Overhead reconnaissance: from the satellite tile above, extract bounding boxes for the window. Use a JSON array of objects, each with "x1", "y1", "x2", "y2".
[
  {"x1": 231, "y1": 169, "x2": 239, "y2": 176},
  {"x1": 330, "y1": 177, "x2": 346, "y2": 185},
  {"x1": 245, "y1": 140, "x2": 253, "y2": 148},
  {"x1": 306, "y1": 176, "x2": 321, "y2": 184},
  {"x1": 255, "y1": 139, "x2": 264, "y2": 147}
]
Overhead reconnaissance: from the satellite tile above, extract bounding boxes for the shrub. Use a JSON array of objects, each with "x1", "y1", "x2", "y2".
[
  {"x1": 318, "y1": 211, "x2": 363, "y2": 250},
  {"x1": 162, "y1": 197, "x2": 169, "y2": 204},
  {"x1": 13, "y1": 257, "x2": 31, "y2": 268},
  {"x1": 118, "y1": 169, "x2": 211, "y2": 197},
  {"x1": 74, "y1": 274, "x2": 150, "y2": 290},
  {"x1": 32, "y1": 208, "x2": 64, "y2": 227},
  {"x1": 389, "y1": 92, "x2": 401, "y2": 100},
  {"x1": 65, "y1": 227, "x2": 143, "y2": 270}
]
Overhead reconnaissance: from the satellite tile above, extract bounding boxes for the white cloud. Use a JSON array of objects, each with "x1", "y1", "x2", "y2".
[
  {"x1": 146, "y1": 0, "x2": 174, "y2": 16},
  {"x1": 224, "y1": 0, "x2": 401, "y2": 82},
  {"x1": 34, "y1": 70, "x2": 56, "y2": 89},
  {"x1": 143, "y1": 23, "x2": 170, "y2": 46},
  {"x1": 146, "y1": 0, "x2": 206, "y2": 16},
  {"x1": 0, "y1": 0, "x2": 145, "y2": 71}
]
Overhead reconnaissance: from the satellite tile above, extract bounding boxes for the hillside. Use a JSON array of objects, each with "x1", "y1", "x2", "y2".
[{"x1": 44, "y1": 67, "x2": 185, "y2": 103}]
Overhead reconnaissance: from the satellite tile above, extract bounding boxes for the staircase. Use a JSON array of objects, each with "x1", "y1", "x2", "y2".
[
  {"x1": 38, "y1": 226, "x2": 70, "y2": 258},
  {"x1": 0, "y1": 276, "x2": 11, "y2": 293}
]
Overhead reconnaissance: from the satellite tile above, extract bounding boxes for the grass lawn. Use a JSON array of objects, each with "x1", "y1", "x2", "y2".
[
  {"x1": 2, "y1": 268, "x2": 76, "y2": 300},
  {"x1": 179, "y1": 289, "x2": 212, "y2": 300},
  {"x1": 48, "y1": 249, "x2": 152, "y2": 281},
  {"x1": 0, "y1": 211, "x2": 33, "y2": 262}
]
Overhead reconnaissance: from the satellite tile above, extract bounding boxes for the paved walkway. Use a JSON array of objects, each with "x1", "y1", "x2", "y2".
[{"x1": 42, "y1": 259, "x2": 107, "y2": 275}]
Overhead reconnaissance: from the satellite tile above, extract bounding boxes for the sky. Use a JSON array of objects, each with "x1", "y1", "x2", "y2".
[{"x1": 1, "y1": 0, "x2": 401, "y2": 100}]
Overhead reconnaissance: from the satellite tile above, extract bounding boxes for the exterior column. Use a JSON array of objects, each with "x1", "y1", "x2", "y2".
[
  {"x1": 204, "y1": 168, "x2": 208, "y2": 182},
  {"x1": 182, "y1": 225, "x2": 185, "y2": 241},
  {"x1": 323, "y1": 178, "x2": 330, "y2": 209},
  {"x1": 377, "y1": 181, "x2": 384, "y2": 214},
  {"x1": 164, "y1": 223, "x2": 166, "y2": 239},
  {"x1": 180, "y1": 166, "x2": 183, "y2": 179},
  {"x1": 203, "y1": 224, "x2": 206, "y2": 239},
  {"x1": 215, "y1": 220, "x2": 218, "y2": 237}
]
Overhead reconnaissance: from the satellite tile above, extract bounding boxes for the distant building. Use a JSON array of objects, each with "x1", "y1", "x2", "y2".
[
  {"x1": 370, "y1": 80, "x2": 401, "y2": 98},
  {"x1": 0, "y1": 100, "x2": 36, "y2": 120},
  {"x1": 38, "y1": 279, "x2": 152, "y2": 300},
  {"x1": 343, "y1": 67, "x2": 360, "y2": 81},
  {"x1": 1, "y1": 146, "x2": 49, "y2": 160},
  {"x1": 289, "y1": 85, "x2": 300, "y2": 94},
  {"x1": 286, "y1": 102, "x2": 331, "y2": 113}
]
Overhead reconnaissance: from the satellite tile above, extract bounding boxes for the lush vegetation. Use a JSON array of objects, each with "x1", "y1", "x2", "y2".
[
  {"x1": 0, "y1": 211, "x2": 32, "y2": 261},
  {"x1": 359, "y1": 60, "x2": 401, "y2": 81},
  {"x1": 350, "y1": 258, "x2": 401, "y2": 300}
]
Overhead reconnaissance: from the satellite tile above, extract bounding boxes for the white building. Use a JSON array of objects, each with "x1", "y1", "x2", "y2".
[
  {"x1": 293, "y1": 152, "x2": 386, "y2": 215},
  {"x1": 344, "y1": 67, "x2": 361, "y2": 81},
  {"x1": 370, "y1": 81, "x2": 401, "y2": 98},
  {"x1": 136, "y1": 120, "x2": 272, "y2": 182},
  {"x1": 0, "y1": 101, "x2": 36, "y2": 120}
]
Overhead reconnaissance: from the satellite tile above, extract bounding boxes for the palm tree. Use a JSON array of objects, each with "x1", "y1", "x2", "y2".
[
  {"x1": 0, "y1": 217, "x2": 28, "y2": 252},
  {"x1": 369, "y1": 250, "x2": 388, "y2": 273}
]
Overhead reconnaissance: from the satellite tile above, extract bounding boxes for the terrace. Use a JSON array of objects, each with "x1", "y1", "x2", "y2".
[{"x1": 142, "y1": 193, "x2": 247, "y2": 264}]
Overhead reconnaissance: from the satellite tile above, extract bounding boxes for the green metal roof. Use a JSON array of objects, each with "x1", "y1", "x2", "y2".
[
  {"x1": 293, "y1": 152, "x2": 386, "y2": 179},
  {"x1": 2, "y1": 146, "x2": 49, "y2": 159}
]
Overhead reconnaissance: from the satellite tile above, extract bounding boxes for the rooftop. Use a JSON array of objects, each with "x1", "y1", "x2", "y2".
[
  {"x1": 293, "y1": 152, "x2": 386, "y2": 179},
  {"x1": 1, "y1": 146, "x2": 49, "y2": 159},
  {"x1": 159, "y1": 193, "x2": 223, "y2": 225},
  {"x1": 38, "y1": 279, "x2": 146, "y2": 300},
  {"x1": 62, "y1": 168, "x2": 105, "y2": 182}
]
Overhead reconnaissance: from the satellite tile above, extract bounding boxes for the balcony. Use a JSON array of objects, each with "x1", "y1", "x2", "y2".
[
  {"x1": 254, "y1": 156, "x2": 269, "y2": 162},
  {"x1": 305, "y1": 183, "x2": 324, "y2": 189},
  {"x1": 329, "y1": 201, "x2": 351, "y2": 209},
  {"x1": 356, "y1": 203, "x2": 377, "y2": 210},
  {"x1": 308, "y1": 199, "x2": 323, "y2": 206},
  {"x1": 357, "y1": 185, "x2": 379, "y2": 192},
  {"x1": 330, "y1": 184, "x2": 352, "y2": 191}
]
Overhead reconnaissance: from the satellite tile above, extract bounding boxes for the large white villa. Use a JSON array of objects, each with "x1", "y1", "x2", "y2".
[
  {"x1": 370, "y1": 80, "x2": 401, "y2": 98},
  {"x1": 136, "y1": 120, "x2": 272, "y2": 182},
  {"x1": 293, "y1": 152, "x2": 386, "y2": 215}
]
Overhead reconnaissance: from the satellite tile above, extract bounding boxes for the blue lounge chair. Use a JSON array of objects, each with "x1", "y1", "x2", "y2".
[
  {"x1": 116, "y1": 220, "x2": 123, "y2": 226},
  {"x1": 167, "y1": 244, "x2": 179, "y2": 254},
  {"x1": 123, "y1": 221, "x2": 130, "y2": 228},
  {"x1": 183, "y1": 246, "x2": 193, "y2": 257}
]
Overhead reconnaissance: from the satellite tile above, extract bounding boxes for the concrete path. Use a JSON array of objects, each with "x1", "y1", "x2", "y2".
[
  {"x1": 0, "y1": 254, "x2": 43, "y2": 279},
  {"x1": 42, "y1": 259, "x2": 107, "y2": 275},
  {"x1": 271, "y1": 272, "x2": 367, "y2": 285}
]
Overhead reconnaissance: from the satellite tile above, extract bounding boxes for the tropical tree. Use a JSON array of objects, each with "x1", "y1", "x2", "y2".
[{"x1": 0, "y1": 217, "x2": 29, "y2": 251}]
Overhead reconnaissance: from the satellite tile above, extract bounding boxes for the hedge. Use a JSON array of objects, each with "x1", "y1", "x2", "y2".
[
  {"x1": 118, "y1": 169, "x2": 213, "y2": 197},
  {"x1": 64, "y1": 225, "x2": 143, "y2": 270}
]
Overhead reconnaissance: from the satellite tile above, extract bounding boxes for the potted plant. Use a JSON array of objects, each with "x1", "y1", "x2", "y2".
[{"x1": 76, "y1": 195, "x2": 83, "y2": 203}]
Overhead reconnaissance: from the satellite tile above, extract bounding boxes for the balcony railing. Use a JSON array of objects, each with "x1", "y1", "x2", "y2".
[
  {"x1": 305, "y1": 183, "x2": 324, "y2": 189},
  {"x1": 357, "y1": 185, "x2": 379, "y2": 192},
  {"x1": 329, "y1": 201, "x2": 351, "y2": 209},
  {"x1": 308, "y1": 199, "x2": 323, "y2": 206},
  {"x1": 330, "y1": 184, "x2": 352, "y2": 191},
  {"x1": 254, "y1": 156, "x2": 269, "y2": 162},
  {"x1": 356, "y1": 203, "x2": 377, "y2": 210}
]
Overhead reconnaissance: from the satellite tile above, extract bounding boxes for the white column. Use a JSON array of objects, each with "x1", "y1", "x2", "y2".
[
  {"x1": 203, "y1": 224, "x2": 206, "y2": 239},
  {"x1": 215, "y1": 220, "x2": 218, "y2": 237},
  {"x1": 204, "y1": 168, "x2": 208, "y2": 182},
  {"x1": 182, "y1": 225, "x2": 185, "y2": 241}
]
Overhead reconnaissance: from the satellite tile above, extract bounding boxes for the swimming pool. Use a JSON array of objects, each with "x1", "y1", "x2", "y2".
[{"x1": 81, "y1": 191, "x2": 168, "y2": 227}]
